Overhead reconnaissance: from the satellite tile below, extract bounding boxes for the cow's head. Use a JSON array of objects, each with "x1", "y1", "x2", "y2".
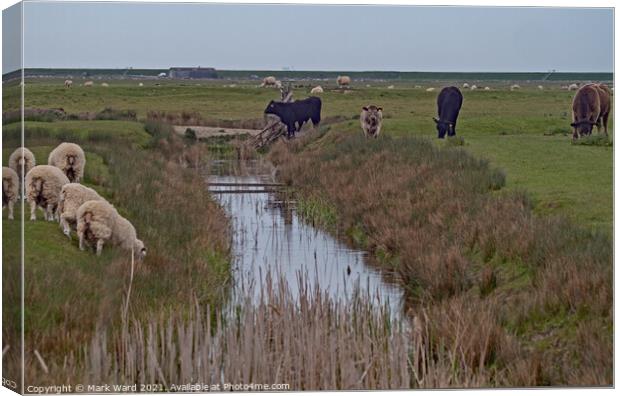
[
  {"x1": 363, "y1": 106, "x2": 382, "y2": 126},
  {"x1": 433, "y1": 117, "x2": 454, "y2": 139},
  {"x1": 264, "y1": 100, "x2": 278, "y2": 115},
  {"x1": 570, "y1": 119, "x2": 595, "y2": 138}
]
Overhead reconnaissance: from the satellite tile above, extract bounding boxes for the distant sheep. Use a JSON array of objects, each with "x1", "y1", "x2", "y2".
[
  {"x1": 261, "y1": 76, "x2": 277, "y2": 87},
  {"x1": 360, "y1": 105, "x2": 383, "y2": 138},
  {"x1": 2, "y1": 167, "x2": 19, "y2": 220},
  {"x1": 337, "y1": 75, "x2": 351, "y2": 87},
  {"x1": 537, "y1": 85, "x2": 544, "y2": 90},
  {"x1": 76, "y1": 200, "x2": 146, "y2": 260},
  {"x1": 510, "y1": 84, "x2": 521, "y2": 91},
  {"x1": 58, "y1": 183, "x2": 104, "y2": 238},
  {"x1": 462, "y1": 83, "x2": 470, "y2": 89},
  {"x1": 138, "y1": 82, "x2": 144, "y2": 87},
  {"x1": 387, "y1": 85, "x2": 395, "y2": 89},
  {"x1": 83, "y1": 81, "x2": 94, "y2": 87},
  {"x1": 484, "y1": 86, "x2": 491, "y2": 91},
  {"x1": 310, "y1": 86, "x2": 324, "y2": 94},
  {"x1": 568, "y1": 83, "x2": 579, "y2": 91},
  {"x1": 64, "y1": 80, "x2": 73, "y2": 88},
  {"x1": 48, "y1": 142, "x2": 86, "y2": 183},
  {"x1": 470, "y1": 85, "x2": 478, "y2": 91},
  {"x1": 101, "y1": 82, "x2": 109, "y2": 87},
  {"x1": 25, "y1": 165, "x2": 70, "y2": 221},
  {"x1": 426, "y1": 87, "x2": 435, "y2": 92},
  {"x1": 8, "y1": 147, "x2": 36, "y2": 185}
]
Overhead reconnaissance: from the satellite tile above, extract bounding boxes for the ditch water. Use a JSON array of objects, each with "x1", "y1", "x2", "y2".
[{"x1": 208, "y1": 159, "x2": 405, "y2": 316}]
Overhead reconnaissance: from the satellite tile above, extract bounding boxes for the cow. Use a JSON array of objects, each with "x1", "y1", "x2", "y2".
[
  {"x1": 571, "y1": 83, "x2": 611, "y2": 139},
  {"x1": 337, "y1": 75, "x2": 351, "y2": 87},
  {"x1": 433, "y1": 86, "x2": 463, "y2": 139},
  {"x1": 360, "y1": 105, "x2": 383, "y2": 138},
  {"x1": 261, "y1": 76, "x2": 277, "y2": 87},
  {"x1": 264, "y1": 96, "x2": 322, "y2": 138}
]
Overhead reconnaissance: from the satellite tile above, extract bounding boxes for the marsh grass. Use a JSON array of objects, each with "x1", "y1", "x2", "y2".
[
  {"x1": 571, "y1": 134, "x2": 613, "y2": 147},
  {"x1": 268, "y1": 130, "x2": 612, "y2": 385}
]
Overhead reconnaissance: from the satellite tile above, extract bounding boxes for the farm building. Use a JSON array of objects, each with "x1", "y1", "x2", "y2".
[{"x1": 169, "y1": 67, "x2": 218, "y2": 79}]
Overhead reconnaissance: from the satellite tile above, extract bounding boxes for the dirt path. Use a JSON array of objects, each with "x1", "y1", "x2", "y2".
[{"x1": 173, "y1": 125, "x2": 263, "y2": 138}]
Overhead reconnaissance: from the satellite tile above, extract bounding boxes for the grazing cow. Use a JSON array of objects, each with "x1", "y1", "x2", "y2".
[
  {"x1": 433, "y1": 86, "x2": 463, "y2": 139},
  {"x1": 261, "y1": 76, "x2": 277, "y2": 87},
  {"x1": 310, "y1": 86, "x2": 324, "y2": 94},
  {"x1": 337, "y1": 75, "x2": 351, "y2": 87},
  {"x1": 360, "y1": 105, "x2": 383, "y2": 138},
  {"x1": 64, "y1": 80, "x2": 73, "y2": 88},
  {"x1": 264, "y1": 96, "x2": 322, "y2": 138},
  {"x1": 571, "y1": 83, "x2": 611, "y2": 139}
]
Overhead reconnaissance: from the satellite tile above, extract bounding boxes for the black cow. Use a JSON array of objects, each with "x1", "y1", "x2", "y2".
[
  {"x1": 264, "y1": 96, "x2": 322, "y2": 138},
  {"x1": 433, "y1": 86, "x2": 463, "y2": 138}
]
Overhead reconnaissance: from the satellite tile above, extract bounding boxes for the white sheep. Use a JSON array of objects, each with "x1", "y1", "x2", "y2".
[
  {"x1": 387, "y1": 85, "x2": 395, "y2": 89},
  {"x1": 58, "y1": 183, "x2": 104, "y2": 238},
  {"x1": 101, "y1": 82, "x2": 109, "y2": 87},
  {"x1": 462, "y1": 83, "x2": 470, "y2": 89},
  {"x1": 2, "y1": 167, "x2": 19, "y2": 220},
  {"x1": 83, "y1": 81, "x2": 94, "y2": 87},
  {"x1": 470, "y1": 85, "x2": 478, "y2": 91},
  {"x1": 260, "y1": 76, "x2": 277, "y2": 87},
  {"x1": 64, "y1": 80, "x2": 73, "y2": 88},
  {"x1": 537, "y1": 85, "x2": 544, "y2": 90},
  {"x1": 426, "y1": 87, "x2": 435, "y2": 92},
  {"x1": 8, "y1": 147, "x2": 36, "y2": 185},
  {"x1": 76, "y1": 200, "x2": 146, "y2": 260},
  {"x1": 25, "y1": 165, "x2": 70, "y2": 221},
  {"x1": 310, "y1": 86, "x2": 324, "y2": 94},
  {"x1": 48, "y1": 142, "x2": 86, "y2": 183},
  {"x1": 510, "y1": 84, "x2": 521, "y2": 91},
  {"x1": 484, "y1": 86, "x2": 491, "y2": 91},
  {"x1": 337, "y1": 75, "x2": 351, "y2": 87},
  {"x1": 568, "y1": 83, "x2": 579, "y2": 91},
  {"x1": 138, "y1": 82, "x2": 144, "y2": 87}
]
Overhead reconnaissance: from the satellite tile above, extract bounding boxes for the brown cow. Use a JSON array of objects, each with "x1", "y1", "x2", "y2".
[
  {"x1": 571, "y1": 83, "x2": 611, "y2": 139},
  {"x1": 360, "y1": 105, "x2": 383, "y2": 138}
]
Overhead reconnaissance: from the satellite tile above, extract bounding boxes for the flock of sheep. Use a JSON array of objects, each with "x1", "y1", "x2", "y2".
[{"x1": 2, "y1": 144, "x2": 146, "y2": 260}]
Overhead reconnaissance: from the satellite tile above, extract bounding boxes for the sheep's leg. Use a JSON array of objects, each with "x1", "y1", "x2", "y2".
[
  {"x1": 78, "y1": 231, "x2": 85, "y2": 251},
  {"x1": 95, "y1": 239, "x2": 104, "y2": 256},
  {"x1": 60, "y1": 216, "x2": 71, "y2": 239},
  {"x1": 46, "y1": 204, "x2": 54, "y2": 222},
  {"x1": 8, "y1": 201, "x2": 14, "y2": 220},
  {"x1": 29, "y1": 201, "x2": 37, "y2": 221}
]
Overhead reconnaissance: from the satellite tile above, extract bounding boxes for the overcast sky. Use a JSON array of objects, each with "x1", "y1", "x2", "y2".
[{"x1": 2, "y1": 2, "x2": 614, "y2": 73}]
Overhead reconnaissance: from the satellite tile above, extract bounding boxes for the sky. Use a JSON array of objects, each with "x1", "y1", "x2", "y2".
[{"x1": 2, "y1": 2, "x2": 614, "y2": 73}]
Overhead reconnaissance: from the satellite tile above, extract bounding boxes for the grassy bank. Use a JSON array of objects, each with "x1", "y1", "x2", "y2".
[
  {"x1": 2, "y1": 120, "x2": 231, "y2": 385},
  {"x1": 268, "y1": 131, "x2": 612, "y2": 385}
]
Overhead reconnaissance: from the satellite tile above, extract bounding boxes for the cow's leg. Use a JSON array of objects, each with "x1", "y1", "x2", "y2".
[{"x1": 603, "y1": 112, "x2": 609, "y2": 136}]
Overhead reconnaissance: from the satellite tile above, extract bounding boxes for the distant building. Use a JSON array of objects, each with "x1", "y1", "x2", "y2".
[{"x1": 169, "y1": 67, "x2": 218, "y2": 79}]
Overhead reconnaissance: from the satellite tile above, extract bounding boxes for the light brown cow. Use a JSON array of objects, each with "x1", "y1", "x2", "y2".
[
  {"x1": 360, "y1": 105, "x2": 383, "y2": 138},
  {"x1": 571, "y1": 83, "x2": 611, "y2": 139}
]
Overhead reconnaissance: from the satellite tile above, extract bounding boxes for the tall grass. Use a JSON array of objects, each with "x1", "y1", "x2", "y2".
[{"x1": 268, "y1": 131, "x2": 612, "y2": 385}]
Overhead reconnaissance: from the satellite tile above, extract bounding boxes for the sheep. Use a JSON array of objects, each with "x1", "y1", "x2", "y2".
[
  {"x1": 510, "y1": 84, "x2": 521, "y2": 91},
  {"x1": 261, "y1": 76, "x2": 277, "y2": 87},
  {"x1": 470, "y1": 85, "x2": 478, "y2": 91},
  {"x1": 101, "y1": 82, "x2": 109, "y2": 87},
  {"x1": 76, "y1": 200, "x2": 146, "y2": 260},
  {"x1": 2, "y1": 167, "x2": 19, "y2": 220},
  {"x1": 8, "y1": 147, "x2": 36, "y2": 185},
  {"x1": 64, "y1": 80, "x2": 73, "y2": 88},
  {"x1": 58, "y1": 183, "x2": 104, "y2": 238},
  {"x1": 337, "y1": 75, "x2": 351, "y2": 87},
  {"x1": 83, "y1": 81, "x2": 94, "y2": 87},
  {"x1": 274, "y1": 80, "x2": 282, "y2": 89},
  {"x1": 310, "y1": 86, "x2": 324, "y2": 94},
  {"x1": 538, "y1": 85, "x2": 544, "y2": 90},
  {"x1": 138, "y1": 82, "x2": 144, "y2": 87},
  {"x1": 387, "y1": 85, "x2": 395, "y2": 89},
  {"x1": 25, "y1": 165, "x2": 70, "y2": 221},
  {"x1": 426, "y1": 87, "x2": 435, "y2": 92},
  {"x1": 568, "y1": 83, "x2": 579, "y2": 91},
  {"x1": 484, "y1": 86, "x2": 491, "y2": 91},
  {"x1": 48, "y1": 142, "x2": 86, "y2": 183},
  {"x1": 360, "y1": 105, "x2": 383, "y2": 138},
  {"x1": 462, "y1": 83, "x2": 470, "y2": 89}
]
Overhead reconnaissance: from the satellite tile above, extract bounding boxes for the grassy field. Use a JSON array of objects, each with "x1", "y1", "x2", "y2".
[{"x1": 4, "y1": 80, "x2": 612, "y2": 232}]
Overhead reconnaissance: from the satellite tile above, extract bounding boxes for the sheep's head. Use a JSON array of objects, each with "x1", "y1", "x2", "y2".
[{"x1": 135, "y1": 239, "x2": 147, "y2": 260}]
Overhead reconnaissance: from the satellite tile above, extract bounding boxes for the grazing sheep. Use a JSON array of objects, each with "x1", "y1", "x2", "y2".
[
  {"x1": 83, "y1": 81, "x2": 94, "y2": 87},
  {"x1": 337, "y1": 75, "x2": 351, "y2": 87},
  {"x1": 538, "y1": 85, "x2": 544, "y2": 90},
  {"x1": 274, "y1": 80, "x2": 282, "y2": 89},
  {"x1": 48, "y1": 142, "x2": 86, "y2": 183},
  {"x1": 470, "y1": 85, "x2": 478, "y2": 91},
  {"x1": 387, "y1": 85, "x2": 395, "y2": 89},
  {"x1": 76, "y1": 200, "x2": 146, "y2": 260},
  {"x1": 101, "y1": 82, "x2": 109, "y2": 87},
  {"x1": 414, "y1": 85, "x2": 422, "y2": 89},
  {"x1": 360, "y1": 105, "x2": 383, "y2": 138},
  {"x1": 568, "y1": 83, "x2": 579, "y2": 91},
  {"x1": 484, "y1": 86, "x2": 491, "y2": 91},
  {"x1": 58, "y1": 183, "x2": 104, "y2": 238},
  {"x1": 64, "y1": 80, "x2": 73, "y2": 88},
  {"x1": 261, "y1": 76, "x2": 277, "y2": 87},
  {"x1": 310, "y1": 86, "x2": 324, "y2": 94},
  {"x1": 2, "y1": 167, "x2": 19, "y2": 220},
  {"x1": 8, "y1": 147, "x2": 36, "y2": 185},
  {"x1": 138, "y1": 82, "x2": 144, "y2": 87},
  {"x1": 510, "y1": 84, "x2": 521, "y2": 91},
  {"x1": 462, "y1": 83, "x2": 470, "y2": 89},
  {"x1": 426, "y1": 87, "x2": 435, "y2": 92},
  {"x1": 25, "y1": 165, "x2": 69, "y2": 221}
]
